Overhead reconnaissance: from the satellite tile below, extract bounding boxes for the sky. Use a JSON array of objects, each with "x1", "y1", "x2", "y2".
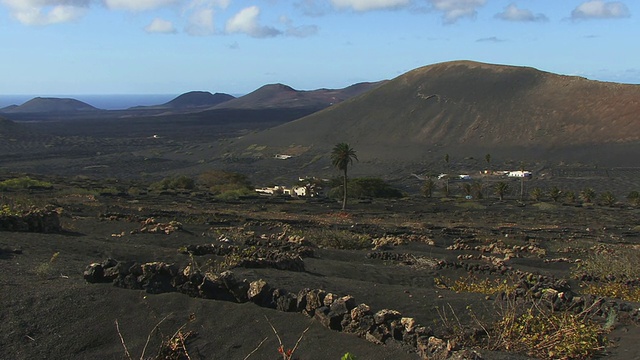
[{"x1": 0, "y1": 0, "x2": 638, "y2": 96}]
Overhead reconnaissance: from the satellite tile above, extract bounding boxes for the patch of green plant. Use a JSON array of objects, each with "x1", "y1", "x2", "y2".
[
  {"x1": 494, "y1": 306, "x2": 606, "y2": 359},
  {"x1": 0, "y1": 204, "x2": 20, "y2": 216},
  {"x1": 581, "y1": 282, "x2": 640, "y2": 302},
  {"x1": 150, "y1": 175, "x2": 195, "y2": 191},
  {"x1": 599, "y1": 191, "x2": 616, "y2": 206},
  {"x1": 455, "y1": 201, "x2": 486, "y2": 210},
  {"x1": 548, "y1": 186, "x2": 562, "y2": 202},
  {"x1": 198, "y1": 170, "x2": 252, "y2": 195},
  {"x1": 573, "y1": 246, "x2": 640, "y2": 280},
  {"x1": 341, "y1": 353, "x2": 357, "y2": 360},
  {"x1": 627, "y1": 191, "x2": 640, "y2": 206},
  {"x1": 435, "y1": 275, "x2": 517, "y2": 296},
  {"x1": 530, "y1": 187, "x2": 543, "y2": 201},
  {"x1": 0, "y1": 176, "x2": 52, "y2": 190},
  {"x1": 532, "y1": 202, "x2": 557, "y2": 211}
]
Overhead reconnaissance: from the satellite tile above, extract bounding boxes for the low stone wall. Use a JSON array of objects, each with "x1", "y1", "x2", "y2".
[
  {"x1": 0, "y1": 208, "x2": 62, "y2": 233},
  {"x1": 83, "y1": 259, "x2": 482, "y2": 360}
]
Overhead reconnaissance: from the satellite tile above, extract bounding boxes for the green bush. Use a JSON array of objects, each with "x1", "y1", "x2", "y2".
[
  {"x1": 329, "y1": 178, "x2": 402, "y2": 199},
  {"x1": 198, "y1": 170, "x2": 252, "y2": 194},
  {"x1": 150, "y1": 175, "x2": 195, "y2": 191},
  {"x1": 0, "y1": 176, "x2": 52, "y2": 190}
]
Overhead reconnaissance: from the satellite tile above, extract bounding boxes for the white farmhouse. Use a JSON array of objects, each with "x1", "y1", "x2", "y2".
[{"x1": 507, "y1": 171, "x2": 532, "y2": 178}]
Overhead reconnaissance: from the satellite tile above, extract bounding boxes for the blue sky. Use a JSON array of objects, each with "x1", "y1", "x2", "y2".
[{"x1": 0, "y1": 0, "x2": 637, "y2": 95}]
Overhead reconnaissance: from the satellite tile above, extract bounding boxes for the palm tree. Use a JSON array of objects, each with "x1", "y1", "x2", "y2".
[
  {"x1": 548, "y1": 186, "x2": 562, "y2": 202},
  {"x1": 485, "y1": 153, "x2": 491, "y2": 174},
  {"x1": 495, "y1": 182, "x2": 509, "y2": 201},
  {"x1": 331, "y1": 143, "x2": 358, "y2": 210},
  {"x1": 530, "y1": 187, "x2": 543, "y2": 202},
  {"x1": 444, "y1": 154, "x2": 450, "y2": 195},
  {"x1": 580, "y1": 187, "x2": 596, "y2": 204},
  {"x1": 599, "y1": 191, "x2": 616, "y2": 207},
  {"x1": 518, "y1": 161, "x2": 526, "y2": 201},
  {"x1": 472, "y1": 181, "x2": 484, "y2": 199}
]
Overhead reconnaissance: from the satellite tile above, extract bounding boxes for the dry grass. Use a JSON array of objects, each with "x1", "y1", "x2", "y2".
[{"x1": 435, "y1": 275, "x2": 517, "y2": 296}]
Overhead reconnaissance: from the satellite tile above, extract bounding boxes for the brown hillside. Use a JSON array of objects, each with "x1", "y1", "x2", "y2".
[
  {"x1": 227, "y1": 61, "x2": 640, "y2": 164},
  {"x1": 1, "y1": 97, "x2": 99, "y2": 113},
  {"x1": 213, "y1": 82, "x2": 385, "y2": 110}
]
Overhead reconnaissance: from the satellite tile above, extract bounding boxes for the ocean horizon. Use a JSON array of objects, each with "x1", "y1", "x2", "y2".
[{"x1": 0, "y1": 94, "x2": 179, "y2": 110}]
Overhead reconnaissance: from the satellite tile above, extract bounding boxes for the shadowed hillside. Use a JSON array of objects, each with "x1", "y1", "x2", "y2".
[
  {"x1": 130, "y1": 91, "x2": 235, "y2": 110},
  {"x1": 213, "y1": 82, "x2": 385, "y2": 110},
  {"x1": 225, "y1": 61, "x2": 640, "y2": 166},
  {"x1": 0, "y1": 97, "x2": 99, "y2": 113}
]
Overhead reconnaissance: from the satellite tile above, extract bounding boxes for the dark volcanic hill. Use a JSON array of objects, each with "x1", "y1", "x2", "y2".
[
  {"x1": 0, "y1": 97, "x2": 99, "y2": 113},
  {"x1": 130, "y1": 91, "x2": 235, "y2": 110},
  {"x1": 226, "y1": 61, "x2": 640, "y2": 167},
  {"x1": 212, "y1": 82, "x2": 385, "y2": 110}
]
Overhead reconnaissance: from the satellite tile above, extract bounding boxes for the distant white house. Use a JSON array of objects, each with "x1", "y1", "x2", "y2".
[
  {"x1": 459, "y1": 174, "x2": 472, "y2": 180},
  {"x1": 255, "y1": 186, "x2": 286, "y2": 195},
  {"x1": 274, "y1": 154, "x2": 292, "y2": 160},
  {"x1": 255, "y1": 185, "x2": 312, "y2": 197},
  {"x1": 293, "y1": 186, "x2": 308, "y2": 197},
  {"x1": 508, "y1": 170, "x2": 532, "y2": 178}
]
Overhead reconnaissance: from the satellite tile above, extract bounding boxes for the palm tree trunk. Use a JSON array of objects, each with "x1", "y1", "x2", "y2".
[{"x1": 342, "y1": 168, "x2": 348, "y2": 210}]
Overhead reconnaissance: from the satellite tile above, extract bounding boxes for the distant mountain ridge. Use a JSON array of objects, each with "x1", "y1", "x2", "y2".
[
  {"x1": 0, "y1": 97, "x2": 99, "y2": 113},
  {"x1": 212, "y1": 81, "x2": 386, "y2": 110},
  {"x1": 130, "y1": 91, "x2": 235, "y2": 110}
]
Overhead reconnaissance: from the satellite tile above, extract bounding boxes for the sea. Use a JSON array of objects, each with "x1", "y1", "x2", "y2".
[{"x1": 0, "y1": 94, "x2": 179, "y2": 110}]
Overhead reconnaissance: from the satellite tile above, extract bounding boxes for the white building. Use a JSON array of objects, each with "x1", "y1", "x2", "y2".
[{"x1": 507, "y1": 171, "x2": 532, "y2": 178}]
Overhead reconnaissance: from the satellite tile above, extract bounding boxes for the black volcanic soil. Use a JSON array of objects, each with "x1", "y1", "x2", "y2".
[{"x1": 2, "y1": 183, "x2": 640, "y2": 359}]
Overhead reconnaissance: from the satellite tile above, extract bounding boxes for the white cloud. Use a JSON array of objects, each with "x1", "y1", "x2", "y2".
[
  {"x1": 186, "y1": 7, "x2": 215, "y2": 36},
  {"x1": 2, "y1": 0, "x2": 89, "y2": 25},
  {"x1": 145, "y1": 18, "x2": 177, "y2": 34},
  {"x1": 495, "y1": 3, "x2": 548, "y2": 22},
  {"x1": 428, "y1": 0, "x2": 486, "y2": 23},
  {"x1": 104, "y1": 0, "x2": 179, "y2": 12},
  {"x1": 280, "y1": 15, "x2": 318, "y2": 38},
  {"x1": 225, "y1": 6, "x2": 282, "y2": 38},
  {"x1": 330, "y1": 0, "x2": 410, "y2": 11},
  {"x1": 571, "y1": 0, "x2": 630, "y2": 20},
  {"x1": 295, "y1": 0, "x2": 331, "y2": 16},
  {"x1": 185, "y1": 0, "x2": 230, "y2": 11}
]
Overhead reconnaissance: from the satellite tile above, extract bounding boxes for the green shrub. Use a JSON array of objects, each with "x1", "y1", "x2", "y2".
[
  {"x1": 150, "y1": 175, "x2": 195, "y2": 191},
  {"x1": 0, "y1": 176, "x2": 52, "y2": 190},
  {"x1": 599, "y1": 191, "x2": 617, "y2": 206},
  {"x1": 548, "y1": 186, "x2": 562, "y2": 202},
  {"x1": 198, "y1": 170, "x2": 252, "y2": 194},
  {"x1": 627, "y1": 191, "x2": 640, "y2": 206},
  {"x1": 574, "y1": 246, "x2": 640, "y2": 281},
  {"x1": 215, "y1": 188, "x2": 254, "y2": 200},
  {"x1": 329, "y1": 178, "x2": 402, "y2": 199},
  {"x1": 495, "y1": 307, "x2": 606, "y2": 359}
]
